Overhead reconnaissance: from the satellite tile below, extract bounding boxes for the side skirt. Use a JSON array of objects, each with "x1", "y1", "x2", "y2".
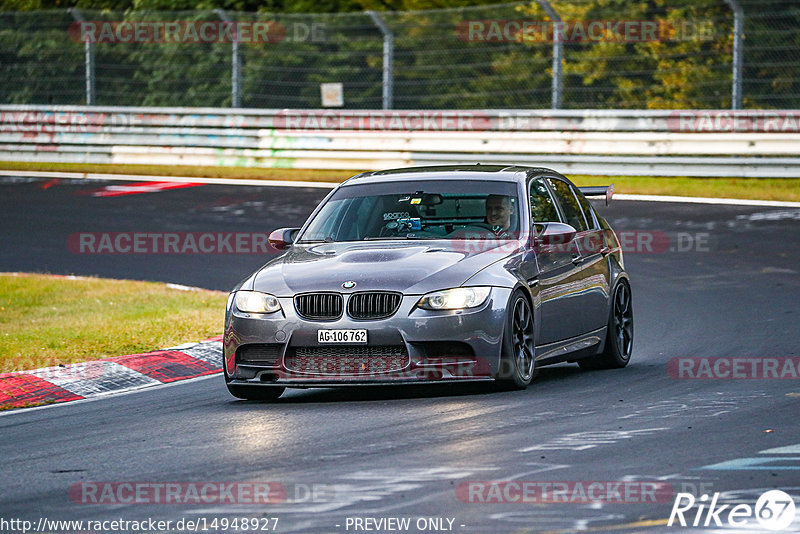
[{"x1": 535, "y1": 327, "x2": 606, "y2": 366}]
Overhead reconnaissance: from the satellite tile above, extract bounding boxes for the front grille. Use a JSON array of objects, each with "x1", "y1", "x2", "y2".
[
  {"x1": 237, "y1": 344, "x2": 283, "y2": 366},
  {"x1": 284, "y1": 346, "x2": 410, "y2": 375},
  {"x1": 294, "y1": 293, "x2": 343, "y2": 321},
  {"x1": 347, "y1": 292, "x2": 402, "y2": 320}
]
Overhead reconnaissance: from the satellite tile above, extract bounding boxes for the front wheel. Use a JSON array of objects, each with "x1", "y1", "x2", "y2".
[
  {"x1": 226, "y1": 384, "x2": 286, "y2": 401},
  {"x1": 497, "y1": 291, "x2": 537, "y2": 389},
  {"x1": 579, "y1": 280, "x2": 633, "y2": 370}
]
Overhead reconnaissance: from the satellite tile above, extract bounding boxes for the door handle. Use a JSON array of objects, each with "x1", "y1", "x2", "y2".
[{"x1": 571, "y1": 254, "x2": 583, "y2": 265}]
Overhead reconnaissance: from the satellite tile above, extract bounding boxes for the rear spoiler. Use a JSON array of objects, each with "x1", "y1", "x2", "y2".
[{"x1": 579, "y1": 184, "x2": 614, "y2": 206}]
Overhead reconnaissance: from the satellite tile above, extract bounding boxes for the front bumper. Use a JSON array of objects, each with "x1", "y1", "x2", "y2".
[{"x1": 224, "y1": 287, "x2": 511, "y2": 387}]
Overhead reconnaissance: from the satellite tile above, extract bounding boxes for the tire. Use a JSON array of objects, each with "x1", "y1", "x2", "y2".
[
  {"x1": 226, "y1": 383, "x2": 286, "y2": 401},
  {"x1": 579, "y1": 279, "x2": 633, "y2": 370},
  {"x1": 497, "y1": 290, "x2": 537, "y2": 389}
]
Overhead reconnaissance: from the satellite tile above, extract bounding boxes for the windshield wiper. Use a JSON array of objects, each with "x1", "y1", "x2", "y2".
[
  {"x1": 297, "y1": 237, "x2": 336, "y2": 244},
  {"x1": 364, "y1": 236, "x2": 424, "y2": 240}
]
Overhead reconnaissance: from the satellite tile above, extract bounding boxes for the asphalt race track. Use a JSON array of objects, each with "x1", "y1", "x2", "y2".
[{"x1": 1, "y1": 175, "x2": 799, "y2": 533}]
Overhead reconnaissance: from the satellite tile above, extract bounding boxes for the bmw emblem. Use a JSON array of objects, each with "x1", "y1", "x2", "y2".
[{"x1": 342, "y1": 281, "x2": 357, "y2": 289}]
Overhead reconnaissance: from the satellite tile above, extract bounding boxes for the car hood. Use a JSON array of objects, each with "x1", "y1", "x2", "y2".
[{"x1": 250, "y1": 240, "x2": 518, "y2": 296}]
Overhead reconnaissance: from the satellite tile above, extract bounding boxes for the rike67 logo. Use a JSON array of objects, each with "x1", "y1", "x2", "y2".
[{"x1": 669, "y1": 490, "x2": 796, "y2": 530}]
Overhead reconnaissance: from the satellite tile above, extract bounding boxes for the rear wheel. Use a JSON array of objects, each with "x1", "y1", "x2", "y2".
[
  {"x1": 497, "y1": 291, "x2": 537, "y2": 389},
  {"x1": 226, "y1": 383, "x2": 286, "y2": 401},
  {"x1": 579, "y1": 280, "x2": 633, "y2": 370}
]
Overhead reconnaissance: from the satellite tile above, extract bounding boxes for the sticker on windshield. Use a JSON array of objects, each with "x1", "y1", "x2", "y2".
[{"x1": 383, "y1": 211, "x2": 411, "y2": 221}]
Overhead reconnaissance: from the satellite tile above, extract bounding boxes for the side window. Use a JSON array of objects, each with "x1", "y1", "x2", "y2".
[
  {"x1": 529, "y1": 178, "x2": 560, "y2": 224},
  {"x1": 572, "y1": 185, "x2": 599, "y2": 230},
  {"x1": 306, "y1": 199, "x2": 347, "y2": 240},
  {"x1": 546, "y1": 178, "x2": 589, "y2": 232}
]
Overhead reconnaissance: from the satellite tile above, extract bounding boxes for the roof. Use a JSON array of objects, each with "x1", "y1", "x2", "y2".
[{"x1": 342, "y1": 164, "x2": 561, "y2": 185}]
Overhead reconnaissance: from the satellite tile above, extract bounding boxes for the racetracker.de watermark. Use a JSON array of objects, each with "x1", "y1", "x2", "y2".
[
  {"x1": 69, "y1": 482, "x2": 335, "y2": 504},
  {"x1": 0, "y1": 111, "x2": 104, "y2": 133},
  {"x1": 239, "y1": 357, "x2": 493, "y2": 381},
  {"x1": 456, "y1": 19, "x2": 715, "y2": 43},
  {"x1": 667, "y1": 357, "x2": 800, "y2": 379},
  {"x1": 68, "y1": 232, "x2": 278, "y2": 255},
  {"x1": 273, "y1": 110, "x2": 492, "y2": 131},
  {"x1": 0, "y1": 111, "x2": 229, "y2": 132},
  {"x1": 68, "y1": 20, "x2": 325, "y2": 43},
  {"x1": 668, "y1": 111, "x2": 800, "y2": 133},
  {"x1": 450, "y1": 231, "x2": 711, "y2": 255},
  {"x1": 0, "y1": 517, "x2": 280, "y2": 533},
  {"x1": 456, "y1": 481, "x2": 673, "y2": 504},
  {"x1": 67, "y1": 230, "x2": 712, "y2": 255}
]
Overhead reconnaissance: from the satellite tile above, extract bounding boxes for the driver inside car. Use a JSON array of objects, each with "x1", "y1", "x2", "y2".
[{"x1": 485, "y1": 194, "x2": 516, "y2": 236}]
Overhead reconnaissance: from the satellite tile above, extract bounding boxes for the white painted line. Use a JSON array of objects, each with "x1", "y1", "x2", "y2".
[
  {"x1": 164, "y1": 342, "x2": 201, "y2": 350},
  {"x1": 86, "y1": 173, "x2": 340, "y2": 189},
  {"x1": 0, "y1": 372, "x2": 221, "y2": 418},
  {"x1": 2, "y1": 273, "x2": 222, "y2": 294},
  {"x1": 166, "y1": 282, "x2": 203, "y2": 291},
  {"x1": 3, "y1": 169, "x2": 797, "y2": 206},
  {"x1": 615, "y1": 193, "x2": 800, "y2": 208},
  {"x1": 760, "y1": 444, "x2": 800, "y2": 455},
  {"x1": 0, "y1": 169, "x2": 81, "y2": 179},
  {"x1": 0, "y1": 169, "x2": 339, "y2": 188},
  {"x1": 700, "y1": 457, "x2": 800, "y2": 470}
]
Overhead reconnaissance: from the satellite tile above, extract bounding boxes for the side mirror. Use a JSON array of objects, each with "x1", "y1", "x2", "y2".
[
  {"x1": 534, "y1": 222, "x2": 577, "y2": 246},
  {"x1": 268, "y1": 227, "x2": 301, "y2": 250}
]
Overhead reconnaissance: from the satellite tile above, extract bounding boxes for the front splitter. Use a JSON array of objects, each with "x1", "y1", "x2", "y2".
[{"x1": 228, "y1": 377, "x2": 495, "y2": 388}]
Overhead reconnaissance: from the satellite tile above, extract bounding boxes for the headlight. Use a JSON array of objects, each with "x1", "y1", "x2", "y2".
[
  {"x1": 234, "y1": 291, "x2": 282, "y2": 314},
  {"x1": 417, "y1": 287, "x2": 491, "y2": 310}
]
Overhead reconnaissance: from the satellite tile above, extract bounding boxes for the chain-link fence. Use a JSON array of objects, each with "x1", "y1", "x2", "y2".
[{"x1": 1, "y1": 0, "x2": 798, "y2": 109}]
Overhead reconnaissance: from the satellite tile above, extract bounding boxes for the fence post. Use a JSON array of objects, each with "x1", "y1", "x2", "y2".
[
  {"x1": 723, "y1": 0, "x2": 744, "y2": 109},
  {"x1": 367, "y1": 11, "x2": 394, "y2": 110},
  {"x1": 68, "y1": 9, "x2": 95, "y2": 106},
  {"x1": 215, "y1": 9, "x2": 241, "y2": 108},
  {"x1": 536, "y1": 0, "x2": 563, "y2": 109}
]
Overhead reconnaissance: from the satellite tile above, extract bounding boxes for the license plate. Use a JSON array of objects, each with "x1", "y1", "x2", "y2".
[{"x1": 317, "y1": 329, "x2": 368, "y2": 344}]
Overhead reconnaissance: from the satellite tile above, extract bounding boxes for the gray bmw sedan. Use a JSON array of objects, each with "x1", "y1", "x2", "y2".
[{"x1": 224, "y1": 165, "x2": 632, "y2": 400}]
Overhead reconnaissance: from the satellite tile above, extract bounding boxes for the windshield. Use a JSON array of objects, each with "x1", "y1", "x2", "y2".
[{"x1": 298, "y1": 180, "x2": 520, "y2": 242}]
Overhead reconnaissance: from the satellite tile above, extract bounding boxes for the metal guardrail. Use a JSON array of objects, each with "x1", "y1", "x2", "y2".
[{"x1": 1, "y1": 106, "x2": 799, "y2": 177}]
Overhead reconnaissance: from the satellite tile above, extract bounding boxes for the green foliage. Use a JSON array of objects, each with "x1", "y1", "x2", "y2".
[{"x1": 0, "y1": 1, "x2": 798, "y2": 108}]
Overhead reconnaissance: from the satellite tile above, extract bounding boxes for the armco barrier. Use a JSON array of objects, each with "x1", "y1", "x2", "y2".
[{"x1": 1, "y1": 106, "x2": 799, "y2": 177}]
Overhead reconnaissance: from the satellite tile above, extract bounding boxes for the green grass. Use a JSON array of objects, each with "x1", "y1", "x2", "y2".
[
  {"x1": 0, "y1": 273, "x2": 227, "y2": 373},
  {"x1": 0, "y1": 161, "x2": 352, "y2": 183},
  {"x1": 2, "y1": 161, "x2": 799, "y2": 201}
]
